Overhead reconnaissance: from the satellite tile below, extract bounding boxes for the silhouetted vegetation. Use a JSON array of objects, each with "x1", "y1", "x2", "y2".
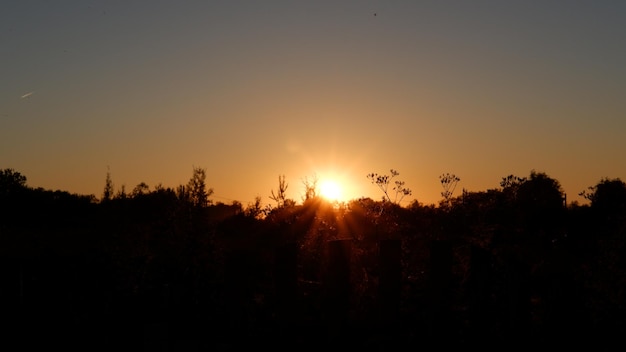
[{"x1": 1, "y1": 167, "x2": 625, "y2": 349}]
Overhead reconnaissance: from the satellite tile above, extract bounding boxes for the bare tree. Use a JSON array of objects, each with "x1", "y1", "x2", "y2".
[
  {"x1": 367, "y1": 169, "x2": 412, "y2": 204},
  {"x1": 439, "y1": 173, "x2": 461, "y2": 206},
  {"x1": 301, "y1": 174, "x2": 319, "y2": 202},
  {"x1": 269, "y1": 174, "x2": 289, "y2": 208}
]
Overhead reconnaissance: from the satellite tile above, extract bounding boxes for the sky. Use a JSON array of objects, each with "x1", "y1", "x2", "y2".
[{"x1": 2, "y1": 0, "x2": 625, "y2": 206}]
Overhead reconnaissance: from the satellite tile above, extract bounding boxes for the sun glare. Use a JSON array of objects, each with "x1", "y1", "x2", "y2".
[{"x1": 320, "y1": 180, "x2": 342, "y2": 201}]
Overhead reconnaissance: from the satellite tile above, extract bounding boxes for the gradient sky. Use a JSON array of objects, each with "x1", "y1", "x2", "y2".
[{"x1": 2, "y1": 1, "x2": 625, "y2": 206}]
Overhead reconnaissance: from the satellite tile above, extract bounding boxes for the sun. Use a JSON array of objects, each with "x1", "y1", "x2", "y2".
[{"x1": 319, "y1": 179, "x2": 342, "y2": 201}]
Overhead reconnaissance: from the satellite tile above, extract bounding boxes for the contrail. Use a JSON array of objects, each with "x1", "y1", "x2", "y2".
[{"x1": 20, "y1": 91, "x2": 34, "y2": 99}]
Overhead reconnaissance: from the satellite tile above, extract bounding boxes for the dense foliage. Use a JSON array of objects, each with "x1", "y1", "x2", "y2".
[{"x1": 1, "y1": 168, "x2": 625, "y2": 349}]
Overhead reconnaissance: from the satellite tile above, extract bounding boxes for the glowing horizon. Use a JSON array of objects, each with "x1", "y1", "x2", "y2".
[{"x1": 2, "y1": 2, "x2": 625, "y2": 207}]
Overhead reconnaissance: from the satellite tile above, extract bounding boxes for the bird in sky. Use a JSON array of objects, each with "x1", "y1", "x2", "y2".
[{"x1": 20, "y1": 91, "x2": 34, "y2": 99}]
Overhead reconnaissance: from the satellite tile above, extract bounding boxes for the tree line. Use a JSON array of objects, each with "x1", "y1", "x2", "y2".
[{"x1": 1, "y1": 166, "x2": 625, "y2": 348}]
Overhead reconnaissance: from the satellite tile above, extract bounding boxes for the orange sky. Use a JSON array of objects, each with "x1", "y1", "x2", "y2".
[{"x1": 2, "y1": 1, "x2": 625, "y2": 206}]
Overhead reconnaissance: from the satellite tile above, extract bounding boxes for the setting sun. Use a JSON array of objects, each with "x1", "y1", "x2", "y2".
[{"x1": 320, "y1": 180, "x2": 342, "y2": 201}]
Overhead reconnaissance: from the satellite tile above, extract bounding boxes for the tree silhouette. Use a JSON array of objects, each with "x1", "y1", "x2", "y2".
[
  {"x1": 187, "y1": 166, "x2": 213, "y2": 208},
  {"x1": 514, "y1": 170, "x2": 566, "y2": 245},
  {"x1": 581, "y1": 177, "x2": 626, "y2": 236},
  {"x1": 301, "y1": 174, "x2": 319, "y2": 202},
  {"x1": 0, "y1": 168, "x2": 27, "y2": 194},
  {"x1": 115, "y1": 184, "x2": 128, "y2": 200},
  {"x1": 1, "y1": 169, "x2": 30, "y2": 230},
  {"x1": 582, "y1": 178, "x2": 626, "y2": 213},
  {"x1": 5, "y1": 166, "x2": 626, "y2": 348},
  {"x1": 500, "y1": 174, "x2": 527, "y2": 190},
  {"x1": 244, "y1": 196, "x2": 267, "y2": 219},
  {"x1": 439, "y1": 173, "x2": 460, "y2": 207},
  {"x1": 131, "y1": 182, "x2": 150, "y2": 198},
  {"x1": 367, "y1": 169, "x2": 412, "y2": 204},
  {"x1": 517, "y1": 171, "x2": 564, "y2": 208},
  {"x1": 269, "y1": 174, "x2": 289, "y2": 208},
  {"x1": 102, "y1": 167, "x2": 114, "y2": 202}
]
